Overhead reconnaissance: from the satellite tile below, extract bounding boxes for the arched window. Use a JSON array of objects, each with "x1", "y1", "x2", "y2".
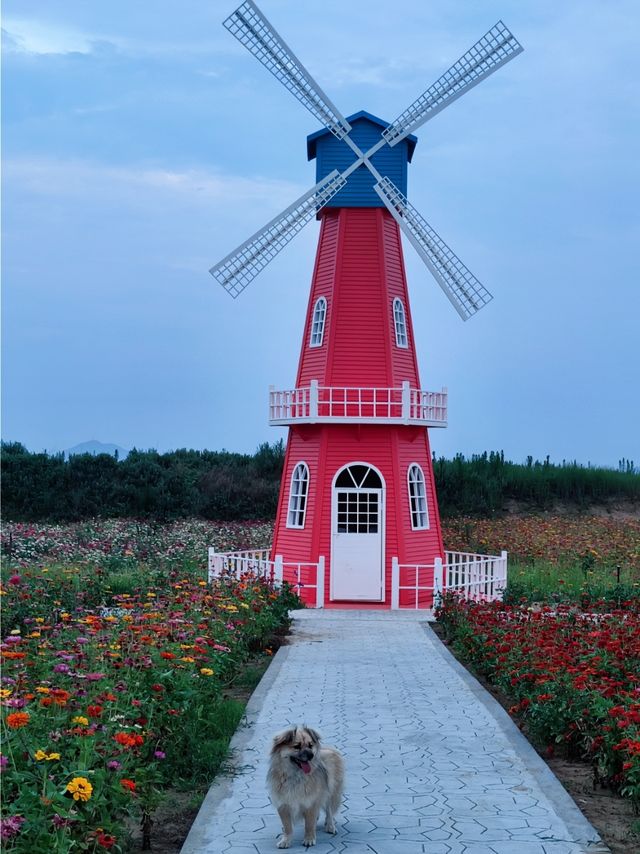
[
  {"x1": 393, "y1": 298, "x2": 408, "y2": 348},
  {"x1": 287, "y1": 462, "x2": 309, "y2": 528},
  {"x1": 310, "y1": 297, "x2": 327, "y2": 347},
  {"x1": 408, "y1": 464, "x2": 429, "y2": 529}
]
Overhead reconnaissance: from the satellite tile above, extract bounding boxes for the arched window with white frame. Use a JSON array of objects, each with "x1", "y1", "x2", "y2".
[
  {"x1": 287, "y1": 462, "x2": 309, "y2": 528},
  {"x1": 309, "y1": 297, "x2": 327, "y2": 347},
  {"x1": 393, "y1": 298, "x2": 408, "y2": 348},
  {"x1": 408, "y1": 463, "x2": 429, "y2": 529}
]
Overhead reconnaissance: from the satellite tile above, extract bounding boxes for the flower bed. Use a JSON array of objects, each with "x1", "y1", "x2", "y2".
[
  {"x1": 0, "y1": 562, "x2": 299, "y2": 852},
  {"x1": 436, "y1": 595, "x2": 640, "y2": 808}
]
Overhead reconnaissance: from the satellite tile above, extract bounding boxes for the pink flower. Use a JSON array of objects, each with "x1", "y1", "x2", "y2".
[{"x1": 0, "y1": 815, "x2": 25, "y2": 840}]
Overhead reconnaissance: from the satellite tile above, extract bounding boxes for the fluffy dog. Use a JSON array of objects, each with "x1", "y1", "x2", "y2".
[{"x1": 266, "y1": 725, "x2": 344, "y2": 849}]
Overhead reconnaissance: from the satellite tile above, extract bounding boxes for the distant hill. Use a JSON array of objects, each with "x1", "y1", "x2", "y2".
[{"x1": 64, "y1": 440, "x2": 129, "y2": 460}]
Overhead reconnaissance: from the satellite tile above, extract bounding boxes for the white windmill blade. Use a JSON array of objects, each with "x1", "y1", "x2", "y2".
[
  {"x1": 374, "y1": 177, "x2": 492, "y2": 321},
  {"x1": 210, "y1": 170, "x2": 346, "y2": 298},
  {"x1": 223, "y1": 0, "x2": 352, "y2": 140},
  {"x1": 382, "y1": 21, "x2": 523, "y2": 147}
]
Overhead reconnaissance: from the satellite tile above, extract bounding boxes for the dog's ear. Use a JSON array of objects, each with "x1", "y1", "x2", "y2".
[
  {"x1": 304, "y1": 726, "x2": 321, "y2": 745},
  {"x1": 271, "y1": 727, "x2": 297, "y2": 754}
]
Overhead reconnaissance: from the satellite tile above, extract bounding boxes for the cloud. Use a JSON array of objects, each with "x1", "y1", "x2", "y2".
[
  {"x1": 4, "y1": 156, "x2": 306, "y2": 206},
  {"x1": 1, "y1": 18, "x2": 108, "y2": 55}
]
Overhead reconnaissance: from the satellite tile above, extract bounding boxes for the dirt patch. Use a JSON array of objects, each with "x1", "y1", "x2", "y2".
[
  {"x1": 128, "y1": 792, "x2": 201, "y2": 854},
  {"x1": 430, "y1": 623, "x2": 639, "y2": 854},
  {"x1": 501, "y1": 499, "x2": 640, "y2": 520}
]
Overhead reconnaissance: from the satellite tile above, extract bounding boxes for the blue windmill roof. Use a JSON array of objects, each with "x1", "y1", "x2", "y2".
[{"x1": 306, "y1": 110, "x2": 418, "y2": 162}]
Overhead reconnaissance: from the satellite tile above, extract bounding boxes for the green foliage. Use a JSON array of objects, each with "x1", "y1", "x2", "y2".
[
  {"x1": 1, "y1": 441, "x2": 285, "y2": 523},
  {"x1": 434, "y1": 450, "x2": 639, "y2": 516},
  {"x1": 503, "y1": 560, "x2": 639, "y2": 607},
  {"x1": 2, "y1": 441, "x2": 638, "y2": 523}
]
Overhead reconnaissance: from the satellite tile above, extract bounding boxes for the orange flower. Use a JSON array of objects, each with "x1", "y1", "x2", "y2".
[
  {"x1": 114, "y1": 732, "x2": 144, "y2": 748},
  {"x1": 6, "y1": 712, "x2": 30, "y2": 729},
  {"x1": 120, "y1": 778, "x2": 136, "y2": 792}
]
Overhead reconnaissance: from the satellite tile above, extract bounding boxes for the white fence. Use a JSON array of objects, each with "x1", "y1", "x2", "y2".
[
  {"x1": 269, "y1": 380, "x2": 447, "y2": 427},
  {"x1": 208, "y1": 548, "x2": 507, "y2": 612},
  {"x1": 391, "y1": 550, "x2": 507, "y2": 610},
  {"x1": 208, "y1": 548, "x2": 324, "y2": 608}
]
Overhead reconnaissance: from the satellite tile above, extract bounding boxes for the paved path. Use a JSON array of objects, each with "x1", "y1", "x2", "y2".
[{"x1": 181, "y1": 611, "x2": 608, "y2": 854}]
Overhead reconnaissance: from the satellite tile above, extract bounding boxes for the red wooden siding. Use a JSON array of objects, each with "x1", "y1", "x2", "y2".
[{"x1": 272, "y1": 206, "x2": 445, "y2": 608}]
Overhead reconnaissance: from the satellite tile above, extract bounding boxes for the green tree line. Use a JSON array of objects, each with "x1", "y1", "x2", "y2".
[{"x1": 1, "y1": 442, "x2": 638, "y2": 522}]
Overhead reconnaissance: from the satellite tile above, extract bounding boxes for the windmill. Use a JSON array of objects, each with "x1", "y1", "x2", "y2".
[{"x1": 211, "y1": 1, "x2": 522, "y2": 607}]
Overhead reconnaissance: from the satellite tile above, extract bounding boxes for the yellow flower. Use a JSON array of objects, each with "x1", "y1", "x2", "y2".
[
  {"x1": 198, "y1": 581, "x2": 207, "y2": 586},
  {"x1": 0, "y1": 689, "x2": 12, "y2": 699},
  {"x1": 35, "y1": 750, "x2": 60, "y2": 761},
  {"x1": 72, "y1": 716, "x2": 89, "y2": 726},
  {"x1": 240, "y1": 603, "x2": 250, "y2": 609},
  {"x1": 30, "y1": 631, "x2": 41, "y2": 638},
  {"x1": 181, "y1": 656, "x2": 195, "y2": 663},
  {"x1": 66, "y1": 776, "x2": 93, "y2": 801},
  {"x1": 36, "y1": 687, "x2": 50, "y2": 694},
  {"x1": 200, "y1": 668, "x2": 214, "y2": 676},
  {"x1": 35, "y1": 617, "x2": 45, "y2": 623}
]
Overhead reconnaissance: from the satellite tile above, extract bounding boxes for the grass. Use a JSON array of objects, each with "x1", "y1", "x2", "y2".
[{"x1": 505, "y1": 558, "x2": 639, "y2": 605}]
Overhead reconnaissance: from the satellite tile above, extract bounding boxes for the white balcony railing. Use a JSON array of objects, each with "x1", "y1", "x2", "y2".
[{"x1": 269, "y1": 381, "x2": 447, "y2": 427}]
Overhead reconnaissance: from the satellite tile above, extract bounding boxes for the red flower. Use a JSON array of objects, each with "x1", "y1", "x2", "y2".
[
  {"x1": 87, "y1": 705, "x2": 103, "y2": 718},
  {"x1": 96, "y1": 831, "x2": 117, "y2": 849},
  {"x1": 120, "y1": 778, "x2": 136, "y2": 793},
  {"x1": 114, "y1": 732, "x2": 144, "y2": 748}
]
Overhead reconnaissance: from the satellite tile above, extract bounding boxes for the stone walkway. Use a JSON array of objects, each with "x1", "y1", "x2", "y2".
[{"x1": 181, "y1": 611, "x2": 608, "y2": 854}]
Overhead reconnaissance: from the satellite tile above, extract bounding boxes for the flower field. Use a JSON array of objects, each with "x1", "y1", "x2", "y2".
[
  {"x1": 0, "y1": 554, "x2": 299, "y2": 852},
  {"x1": 3, "y1": 514, "x2": 639, "y2": 574},
  {"x1": 444, "y1": 514, "x2": 640, "y2": 569},
  {"x1": 1, "y1": 519, "x2": 273, "y2": 570},
  {"x1": 2, "y1": 514, "x2": 639, "y2": 848},
  {"x1": 436, "y1": 596, "x2": 640, "y2": 808}
]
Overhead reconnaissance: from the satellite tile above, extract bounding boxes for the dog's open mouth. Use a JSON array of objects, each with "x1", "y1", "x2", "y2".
[{"x1": 291, "y1": 757, "x2": 312, "y2": 775}]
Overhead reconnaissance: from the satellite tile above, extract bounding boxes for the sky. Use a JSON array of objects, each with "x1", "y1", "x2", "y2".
[{"x1": 2, "y1": 0, "x2": 639, "y2": 468}]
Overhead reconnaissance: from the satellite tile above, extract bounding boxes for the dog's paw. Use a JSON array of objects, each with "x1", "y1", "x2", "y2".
[
  {"x1": 276, "y1": 836, "x2": 291, "y2": 849},
  {"x1": 324, "y1": 820, "x2": 337, "y2": 835},
  {"x1": 302, "y1": 835, "x2": 316, "y2": 848}
]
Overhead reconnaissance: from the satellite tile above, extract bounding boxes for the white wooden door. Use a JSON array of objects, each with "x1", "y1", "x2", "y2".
[{"x1": 330, "y1": 465, "x2": 384, "y2": 601}]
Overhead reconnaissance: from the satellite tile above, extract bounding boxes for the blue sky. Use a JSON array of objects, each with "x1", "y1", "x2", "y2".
[{"x1": 2, "y1": 0, "x2": 639, "y2": 467}]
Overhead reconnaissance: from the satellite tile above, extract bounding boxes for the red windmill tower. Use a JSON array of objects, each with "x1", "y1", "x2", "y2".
[{"x1": 211, "y1": 1, "x2": 522, "y2": 608}]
